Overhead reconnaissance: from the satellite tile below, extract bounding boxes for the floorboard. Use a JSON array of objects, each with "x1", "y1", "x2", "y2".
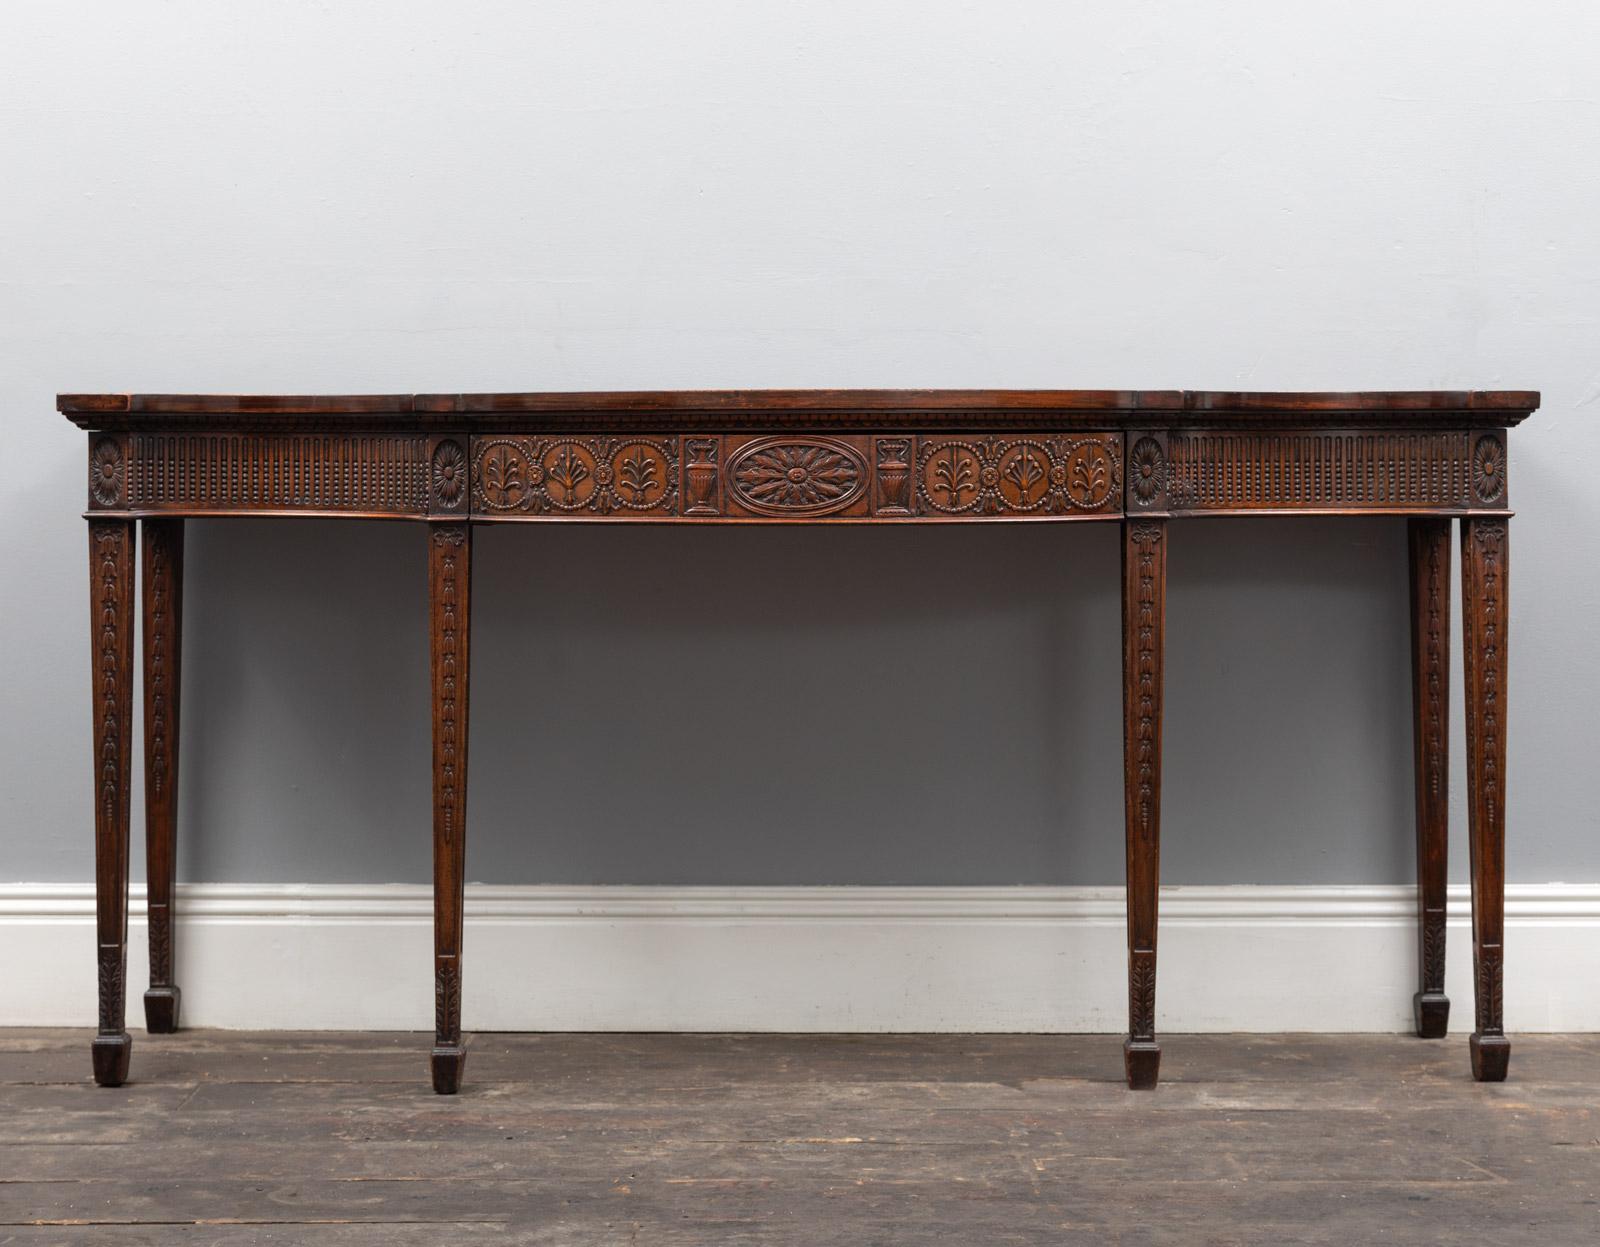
[{"x1": 0, "y1": 1031, "x2": 1595, "y2": 1245}]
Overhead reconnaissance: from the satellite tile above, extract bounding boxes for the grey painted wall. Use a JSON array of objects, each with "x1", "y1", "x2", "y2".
[{"x1": 3, "y1": 3, "x2": 1597, "y2": 887}]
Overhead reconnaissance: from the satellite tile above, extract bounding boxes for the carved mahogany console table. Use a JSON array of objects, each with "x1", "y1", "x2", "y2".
[{"x1": 60, "y1": 388, "x2": 1536, "y2": 1093}]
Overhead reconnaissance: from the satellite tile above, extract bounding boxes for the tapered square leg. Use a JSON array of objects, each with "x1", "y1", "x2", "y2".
[
  {"x1": 88, "y1": 520, "x2": 135, "y2": 1085},
  {"x1": 141, "y1": 519, "x2": 184, "y2": 1034},
  {"x1": 429, "y1": 523, "x2": 471, "y2": 1093},
  {"x1": 1122, "y1": 520, "x2": 1165, "y2": 1089},
  {"x1": 1462, "y1": 517, "x2": 1509, "y2": 1081},
  {"x1": 1407, "y1": 519, "x2": 1451, "y2": 1039}
]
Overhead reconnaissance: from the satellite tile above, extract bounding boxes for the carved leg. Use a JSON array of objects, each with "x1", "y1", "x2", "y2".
[
  {"x1": 141, "y1": 519, "x2": 184, "y2": 1033},
  {"x1": 89, "y1": 520, "x2": 135, "y2": 1086},
  {"x1": 1122, "y1": 520, "x2": 1165, "y2": 1089},
  {"x1": 1408, "y1": 519, "x2": 1450, "y2": 1038},
  {"x1": 429, "y1": 524, "x2": 470, "y2": 1093},
  {"x1": 1462, "y1": 518, "x2": 1510, "y2": 1081}
]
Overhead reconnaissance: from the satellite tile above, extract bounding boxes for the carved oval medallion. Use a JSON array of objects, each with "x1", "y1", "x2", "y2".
[{"x1": 728, "y1": 437, "x2": 866, "y2": 517}]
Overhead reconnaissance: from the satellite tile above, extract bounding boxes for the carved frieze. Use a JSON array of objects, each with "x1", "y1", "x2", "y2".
[
  {"x1": 915, "y1": 434, "x2": 1122, "y2": 516},
  {"x1": 99, "y1": 424, "x2": 1517, "y2": 519},
  {"x1": 124, "y1": 433, "x2": 428, "y2": 513},
  {"x1": 473, "y1": 437, "x2": 678, "y2": 516},
  {"x1": 1164, "y1": 431, "x2": 1494, "y2": 511},
  {"x1": 466, "y1": 432, "x2": 1123, "y2": 519}
]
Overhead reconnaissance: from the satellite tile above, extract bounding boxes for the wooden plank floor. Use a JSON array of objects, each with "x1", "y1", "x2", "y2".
[{"x1": 0, "y1": 1031, "x2": 1595, "y2": 1245}]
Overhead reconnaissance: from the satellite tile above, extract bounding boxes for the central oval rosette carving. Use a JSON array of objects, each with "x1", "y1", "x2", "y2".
[{"x1": 728, "y1": 437, "x2": 866, "y2": 517}]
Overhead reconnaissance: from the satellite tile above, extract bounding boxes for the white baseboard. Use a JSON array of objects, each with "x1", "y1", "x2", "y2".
[{"x1": 2, "y1": 883, "x2": 1596, "y2": 1032}]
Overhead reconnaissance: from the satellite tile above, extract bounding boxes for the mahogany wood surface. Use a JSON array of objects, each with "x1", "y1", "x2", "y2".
[
  {"x1": 428, "y1": 522, "x2": 470, "y2": 1095},
  {"x1": 86, "y1": 519, "x2": 134, "y2": 1087},
  {"x1": 1408, "y1": 518, "x2": 1452, "y2": 1038},
  {"x1": 1462, "y1": 518, "x2": 1511, "y2": 1081},
  {"x1": 61, "y1": 389, "x2": 1536, "y2": 1092},
  {"x1": 140, "y1": 518, "x2": 183, "y2": 1035},
  {"x1": 1121, "y1": 520, "x2": 1165, "y2": 1090}
]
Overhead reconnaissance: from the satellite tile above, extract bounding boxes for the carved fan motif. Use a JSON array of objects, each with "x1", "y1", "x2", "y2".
[
  {"x1": 543, "y1": 442, "x2": 597, "y2": 508},
  {"x1": 997, "y1": 444, "x2": 1051, "y2": 509}
]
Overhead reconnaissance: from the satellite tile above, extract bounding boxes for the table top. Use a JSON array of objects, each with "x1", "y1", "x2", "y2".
[{"x1": 59, "y1": 389, "x2": 1540, "y2": 431}]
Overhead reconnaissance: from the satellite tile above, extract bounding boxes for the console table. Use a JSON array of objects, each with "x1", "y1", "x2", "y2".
[{"x1": 60, "y1": 388, "x2": 1536, "y2": 1093}]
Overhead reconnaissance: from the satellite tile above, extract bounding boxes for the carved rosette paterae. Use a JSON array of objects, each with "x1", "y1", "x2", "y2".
[
  {"x1": 428, "y1": 523, "x2": 471, "y2": 1093},
  {"x1": 429, "y1": 437, "x2": 469, "y2": 515},
  {"x1": 1471, "y1": 432, "x2": 1508, "y2": 507},
  {"x1": 88, "y1": 436, "x2": 126, "y2": 509},
  {"x1": 1462, "y1": 517, "x2": 1510, "y2": 1081},
  {"x1": 1126, "y1": 434, "x2": 1168, "y2": 511},
  {"x1": 1121, "y1": 520, "x2": 1166, "y2": 1089}
]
